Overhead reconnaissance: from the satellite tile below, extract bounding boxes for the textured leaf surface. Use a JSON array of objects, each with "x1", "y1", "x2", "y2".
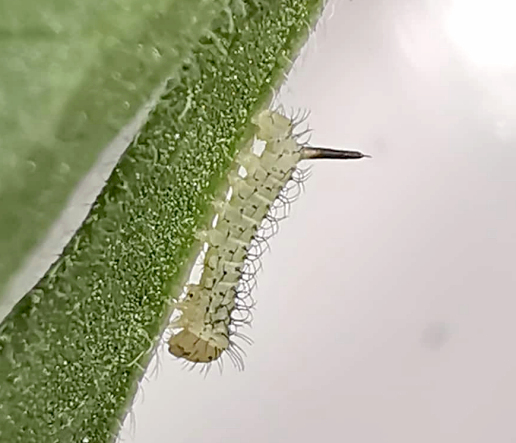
[{"x1": 0, "y1": 0, "x2": 228, "y2": 297}]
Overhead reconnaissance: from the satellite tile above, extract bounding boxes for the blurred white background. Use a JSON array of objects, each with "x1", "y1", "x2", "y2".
[
  {"x1": 5, "y1": 0, "x2": 516, "y2": 441},
  {"x1": 122, "y1": 0, "x2": 516, "y2": 441}
]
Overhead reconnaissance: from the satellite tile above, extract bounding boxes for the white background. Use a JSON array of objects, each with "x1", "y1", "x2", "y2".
[
  {"x1": 5, "y1": 0, "x2": 516, "y2": 441},
  {"x1": 123, "y1": 0, "x2": 516, "y2": 442}
]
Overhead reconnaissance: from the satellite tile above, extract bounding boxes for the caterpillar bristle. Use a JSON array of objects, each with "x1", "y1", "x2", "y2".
[{"x1": 167, "y1": 108, "x2": 369, "y2": 371}]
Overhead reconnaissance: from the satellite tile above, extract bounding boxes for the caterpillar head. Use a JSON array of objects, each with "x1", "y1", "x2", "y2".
[
  {"x1": 252, "y1": 110, "x2": 293, "y2": 142},
  {"x1": 168, "y1": 328, "x2": 224, "y2": 363}
]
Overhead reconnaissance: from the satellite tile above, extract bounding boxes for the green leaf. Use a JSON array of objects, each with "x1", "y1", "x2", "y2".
[
  {"x1": 0, "y1": 0, "x2": 229, "y2": 297},
  {"x1": 0, "y1": 1, "x2": 325, "y2": 441}
]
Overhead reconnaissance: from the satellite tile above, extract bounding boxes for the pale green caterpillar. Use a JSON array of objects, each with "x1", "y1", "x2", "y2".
[{"x1": 167, "y1": 110, "x2": 369, "y2": 368}]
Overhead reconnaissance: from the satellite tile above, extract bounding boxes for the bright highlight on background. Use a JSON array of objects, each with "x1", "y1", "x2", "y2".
[{"x1": 445, "y1": 0, "x2": 516, "y2": 70}]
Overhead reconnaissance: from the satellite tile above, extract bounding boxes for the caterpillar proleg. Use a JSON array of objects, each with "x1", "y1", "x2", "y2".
[{"x1": 167, "y1": 110, "x2": 369, "y2": 368}]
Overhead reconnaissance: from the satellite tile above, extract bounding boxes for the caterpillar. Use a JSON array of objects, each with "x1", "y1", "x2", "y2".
[{"x1": 167, "y1": 109, "x2": 369, "y2": 369}]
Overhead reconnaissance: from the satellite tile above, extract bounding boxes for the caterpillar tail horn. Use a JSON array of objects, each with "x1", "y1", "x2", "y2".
[{"x1": 300, "y1": 146, "x2": 372, "y2": 160}]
